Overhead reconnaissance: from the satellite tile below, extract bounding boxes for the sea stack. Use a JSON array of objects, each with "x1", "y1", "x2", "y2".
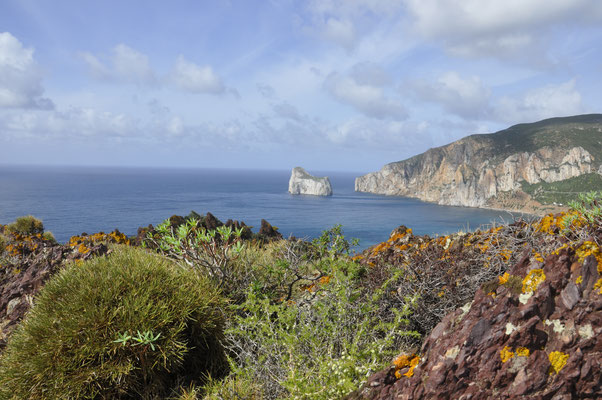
[{"x1": 288, "y1": 167, "x2": 333, "y2": 196}]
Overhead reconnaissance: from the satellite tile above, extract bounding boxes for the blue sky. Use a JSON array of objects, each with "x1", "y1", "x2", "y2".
[{"x1": 1, "y1": 0, "x2": 601, "y2": 172}]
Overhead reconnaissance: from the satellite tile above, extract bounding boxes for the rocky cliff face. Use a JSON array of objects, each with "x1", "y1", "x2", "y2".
[
  {"x1": 356, "y1": 143, "x2": 594, "y2": 208},
  {"x1": 356, "y1": 115, "x2": 602, "y2": 210},
  {"x1": 288, "y1": 167, "x2": 333, "y2": 196}
]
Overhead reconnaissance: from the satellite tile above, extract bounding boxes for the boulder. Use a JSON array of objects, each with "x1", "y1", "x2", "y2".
[{"x1": 288, "y1": 167, "x2": 333, "y2": 196}]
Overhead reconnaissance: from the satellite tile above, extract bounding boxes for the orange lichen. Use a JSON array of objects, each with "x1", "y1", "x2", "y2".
[
  {"x1": 318, "y1": 275, "x2": 331, "y2": 285},
  {"x1": 393, "y1": 353, "x2": 420, "y2": 379},
  {"x1": 499, "y1": 272, "x2": 510, "y2": 285},
  {"x1": 522, "y1": 269, "x2": 545, "y2": 294},
  {"x1": 548, "y1": 351, "x2": 569, "y2": 375},
  {"x1": 535, "y1": 213, "x2": 565, "y2": 235},
  {"x1": 594, "y1": 278, "x2": 602, "y2": 294},
  {"x1": 516, "y1": 347, "x2": 530, "y2": 357},
  {"x1": 576, "y1": 241, "x2": 602, "y2": 272},
  {"x1": 78, "y1": 243, "x2": 90, "y2": 254},
  {"x1": 531, "y1": 251, "x2": 544, "y2": 263},
  {"x1": 500, "y1": 346, "x2": 514, "y2": 363}
]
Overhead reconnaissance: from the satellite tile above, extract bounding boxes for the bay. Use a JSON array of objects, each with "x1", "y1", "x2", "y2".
[{"x1": 0, "y1": 165, "x2": 522, "y2": 249}]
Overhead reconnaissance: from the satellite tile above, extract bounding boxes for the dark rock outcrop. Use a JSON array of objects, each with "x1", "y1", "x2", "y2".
[
  {"x1": 0, "y1": 230, "x2": 110, "y2": 349},
  {"x1": 346, "y1": 237, "x2": 602, "y2": 399}
]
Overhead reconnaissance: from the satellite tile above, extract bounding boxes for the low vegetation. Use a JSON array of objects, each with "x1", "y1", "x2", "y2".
[
  {"x1": 0, "y1": 246, "x2": 227, "y2": 399},
  {"x1": 521, "y1": 173, "x2": 602, "y2": 205},
  {"x1": 0, "y1": 191, "x2": 600, "y2": 399}
]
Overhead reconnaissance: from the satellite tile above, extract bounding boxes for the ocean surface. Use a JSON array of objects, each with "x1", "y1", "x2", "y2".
[{"x1": 0, "y1": 165, "x2": 525, "y2": 249}]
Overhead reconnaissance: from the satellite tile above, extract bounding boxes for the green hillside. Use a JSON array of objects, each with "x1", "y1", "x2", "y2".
[{"x1": 470, "y1": 113, "x2": 602, "y2": 164}]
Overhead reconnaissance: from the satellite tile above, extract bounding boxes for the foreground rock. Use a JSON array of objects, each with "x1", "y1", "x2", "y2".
[
  {"x1": 346, "y1": 227, "x2": 602, "y2": 399},
  {"x1": 356, "y1": 114, "x2": 602, "y2": 214},
  {"x1": 288, "y1": 167, "x2": 333, "y2": 196},
  {"x1": 0, "y1": 228, "x2": 110, "y2": 348}
]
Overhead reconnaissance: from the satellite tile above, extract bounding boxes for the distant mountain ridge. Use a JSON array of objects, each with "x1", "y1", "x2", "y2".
[{"x1": 355, "y1": 114, "x2": 602, "y2": 214}]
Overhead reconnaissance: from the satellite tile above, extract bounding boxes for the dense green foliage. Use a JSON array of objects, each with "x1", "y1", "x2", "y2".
[
  {"x1": 0, "y1": 246, "x2": 228, "y2": 399},
  {"x1": 521, "y1": 173, "x2": 602, "y2": 204},
  {"x1": 5, "y1": 215, "x2": 44, "y2": 235}
]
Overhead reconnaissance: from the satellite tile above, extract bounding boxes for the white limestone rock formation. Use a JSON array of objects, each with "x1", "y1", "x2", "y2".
[
  {"x1": 355, "y1": 114, "x2": 602, "y2": 210},
  {"x1": 288, "y1": 167, "x2": 333, "y2": 196}
]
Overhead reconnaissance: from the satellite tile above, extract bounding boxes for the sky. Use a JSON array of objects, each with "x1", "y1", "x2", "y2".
[{"x1": 1, "y1": 0, "x2": 601, "y2": 173}]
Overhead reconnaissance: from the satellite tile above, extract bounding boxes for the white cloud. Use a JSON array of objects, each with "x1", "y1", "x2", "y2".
[
  {"x1": 0, "y1": 32, "x2": 53, "y2": 109},
  {"x1": 324, "y1": 68, "x2": 406, "y2": 120},
  {"x1": 403, "y1": 0, "x2": 602, "y2": 58},
  {"x1": 81, "y1": 43, "x2": 155, "y2": 85},
  {"x1": 410, "y1": 72, "x2": 491, "y2": 118},
  {"x1": 494, "y1": 79, "x2": 583, "y2": 124},
  {"x1": 169, "y1": 55, "x2": 225, "y2": 94},
  {"x1": 302, "y1": 0, "x2": 404, "y2": 50},
  {"x1": 322, "y1": 17, "x2": 356, "y2": 50}
]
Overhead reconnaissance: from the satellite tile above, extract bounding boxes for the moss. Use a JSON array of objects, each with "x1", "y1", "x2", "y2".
[{"x1": 502, "y1": 274, "x2": 523, "y2": 295}]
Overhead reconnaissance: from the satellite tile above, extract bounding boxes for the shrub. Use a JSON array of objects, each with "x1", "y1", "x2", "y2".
[
  {"x1": 0, "y1": 234, "x2": 6, "y2": 254},
  {"x1": 42, "y1": 231, "x2": 56, "y2": 243},
  {"x1": 0, "y1": 245, "x2": 228, "y2": 399},
  {"x1": 225, "y1": 256, "x2": 417, "y2": 399},
  {"x1": 145, "y1": 219, "x2": 245, "y2": 294},
  {"x1": 6, "y1": 215, "x2": 44, "y2": 235}
]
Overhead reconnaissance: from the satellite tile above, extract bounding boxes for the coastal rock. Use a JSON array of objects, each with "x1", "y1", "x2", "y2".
[
  {"x1": 355, "y1": 115, "x2": 602, "y2": 212},
  {"x1": 288, "y1": 167, "x2": 333, "y2": 196},
  {"x1": 345, "y1": 232, "x2": 602, "y2": 399}
]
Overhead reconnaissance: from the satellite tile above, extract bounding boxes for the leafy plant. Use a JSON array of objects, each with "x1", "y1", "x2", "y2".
[
  {"x1": 0, "y1": 245, "x2": 228, "y2": 399},
  {"x1": 146, "y1": 219, "x2": 245, "y2": 287},
  {"x1": 225, "y1": 255, "x2": 417, "y2": 399},
  {"x1": 311, "y1": 224, "x2": 358, "y2": 259}
]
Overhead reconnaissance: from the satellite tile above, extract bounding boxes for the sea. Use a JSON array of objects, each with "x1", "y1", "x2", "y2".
[{"x1": 0, "y1": 165, "x2": 525, "y2": 249}]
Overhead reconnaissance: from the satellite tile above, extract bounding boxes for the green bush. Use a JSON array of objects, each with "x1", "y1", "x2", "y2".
[
  {"x1": 0, "y1": 245, "x2": 228, "y2": 399},
  {"x1": 6, "y1": 215, "x2": 44, "y2": 235},
  {"x1": 42, "y1": 231, "x2": 56, "y2": 243},
  {"x1": 226, "y1": 257, "x2": 417, "y2": 399}
]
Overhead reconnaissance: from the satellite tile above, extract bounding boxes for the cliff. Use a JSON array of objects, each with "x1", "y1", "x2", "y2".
[
  {"x1": 356, "y1": 114, "x2": 602, "y2": 213},
  {"x1": 288, "y1": 167, "x2": 333, "y2": 196}
]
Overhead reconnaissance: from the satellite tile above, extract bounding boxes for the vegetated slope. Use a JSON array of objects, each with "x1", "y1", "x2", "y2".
[
  {"x1": 347, "y1": 203, "x2": 602, "y2": 399},
  {"x1": 356, "y1": 114, "x2": 602, "y2": 213},
  {"x1": 1, "y1": 204, "x2": 601, "y2": 399}
]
